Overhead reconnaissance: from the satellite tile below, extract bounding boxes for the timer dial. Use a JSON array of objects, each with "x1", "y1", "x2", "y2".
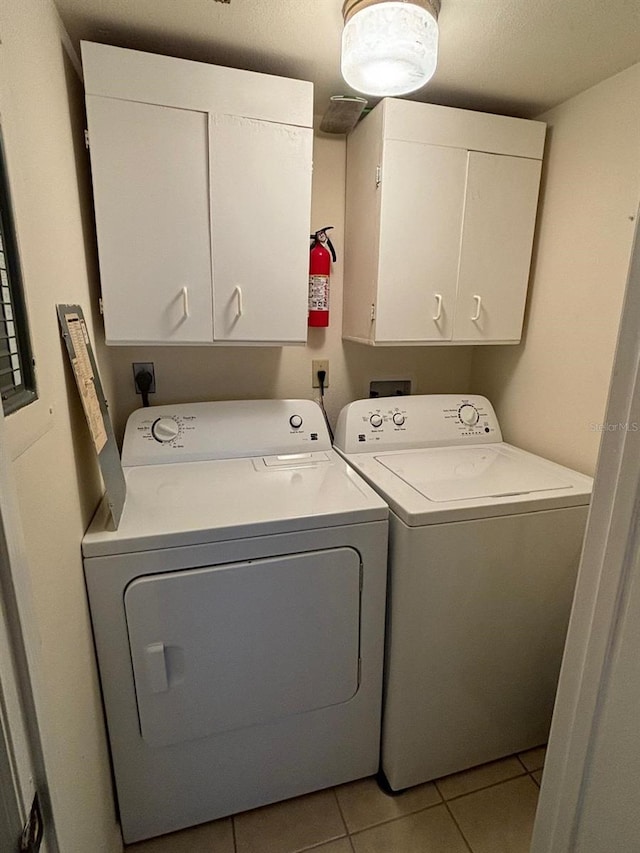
[
  {"x1": 370, "y1": 413, "x2": 383, "y2": 428},
  {"x1": 459, "y1": 404, "x2": 480, "y2": 427},
  {"x1": 392, "y1": 412, "x2": 406, "y2": 426},
  {"x1": 289, "y1": 414, "x2": 303, "y2": 429},
  {"x1": 152, "y1": 417, "x2": 180, "y2": 443}
]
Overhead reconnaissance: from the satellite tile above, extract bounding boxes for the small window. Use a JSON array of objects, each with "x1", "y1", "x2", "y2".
[{"x1": 0, "y1": 133, "x2": 36, "y2": 415}]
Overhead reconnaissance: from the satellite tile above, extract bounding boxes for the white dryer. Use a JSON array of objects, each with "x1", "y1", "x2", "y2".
[
  {"x1": 82, "y1": 399, "x2": 388, "y2": 843},
  {"x1": 334, "y1": 394, "x2": 592, "y2": 791}
]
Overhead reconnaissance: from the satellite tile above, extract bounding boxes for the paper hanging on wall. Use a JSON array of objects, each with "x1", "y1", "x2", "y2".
[
  {"x1": 65, "y1": 312, "x2": 107, "y2": 453},
  {"x1": 57, "y1": 304, "x2": 126, "y2": 527}
]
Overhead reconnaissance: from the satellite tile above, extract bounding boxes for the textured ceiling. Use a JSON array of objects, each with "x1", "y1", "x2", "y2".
[{"x1": 53, "y1": 0, "x2": 640, "y2": 118}]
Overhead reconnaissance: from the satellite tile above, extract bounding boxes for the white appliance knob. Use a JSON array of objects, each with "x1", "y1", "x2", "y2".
[
  {"x1": 289, "y1": 414, "x2": 303, "y2": 429},
  {"x1": 370, "y1": 414, "x2": 383, "y2": 428},
  {"x1": 152, "y1": 417, "x2": 180, "y2": 443},
  {"x1": 392, "y1": 412, "x2": 406, "y2": 426},
  {"x1": 459, "y1": 405, "x2": 480, "y2": 426}
]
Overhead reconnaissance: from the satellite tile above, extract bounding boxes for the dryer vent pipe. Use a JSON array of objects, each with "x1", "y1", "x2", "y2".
[{"x1": 320, "y1": 96, "x2": 368, "y2": 134}]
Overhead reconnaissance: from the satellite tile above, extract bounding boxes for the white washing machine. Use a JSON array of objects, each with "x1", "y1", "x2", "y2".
[
  {"x1": 334, "y1": 394, "x2": 592, "y2": 791},
  {"x1": 82, "y1": 399, "x2": 388, "y2": 843}
]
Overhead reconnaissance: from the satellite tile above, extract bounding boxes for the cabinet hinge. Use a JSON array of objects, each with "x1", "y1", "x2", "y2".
[
  {"x1": 375, "y1": 164, "x2": 382, "y2": 188},
  {"x1": 370, "y1": 303, "x2": 376, "y2": 321},
  {"x1": 84, "y1": 129, "x2": 90, "y2": 149},
  {"x1": 98, "y1": 297, "x2": 104, "y2": 315}
]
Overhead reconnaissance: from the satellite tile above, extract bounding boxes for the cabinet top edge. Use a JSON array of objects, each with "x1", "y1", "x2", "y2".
[
  {"x1": 81, "y1": 41, "x2": 314, "y2": 129},
  {"x1": 379, "y1": 97, "x2": 546, "y2": 129},
  {"x1": 356, "y1": 97, "x2": 546, "y2": 160}
]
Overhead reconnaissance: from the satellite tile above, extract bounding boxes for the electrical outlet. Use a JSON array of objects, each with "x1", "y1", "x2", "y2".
[
  {"x1": 312, "y1": 359, "x2": 329, "y2": 388},
  {"x1": 133, "y1": 362, "x2": 156, "y2": 394}
]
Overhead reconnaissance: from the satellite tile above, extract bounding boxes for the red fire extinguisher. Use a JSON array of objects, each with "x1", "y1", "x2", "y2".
[{"x1": 308, "y1": 226, "x2": 336, "y2": 328}]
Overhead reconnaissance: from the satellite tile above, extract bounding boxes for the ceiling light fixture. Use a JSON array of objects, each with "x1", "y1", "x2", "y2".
[{"x1": 341, "y1": 0, "x2": 440, "y2": 97}]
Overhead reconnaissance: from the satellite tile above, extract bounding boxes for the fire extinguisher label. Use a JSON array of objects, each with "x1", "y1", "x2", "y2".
[{"x1": 309, "y1": 275, "x2": 330, "y2": 310}]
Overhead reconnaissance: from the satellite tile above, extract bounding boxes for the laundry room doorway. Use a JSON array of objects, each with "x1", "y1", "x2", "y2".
[
  {"x1": 0, "y1": 408, "x2": 52, "y2": 853},
  {"x1": 0, "y1": 531, "x2": 36, "y2": 852},
  {"x1": 0, "y1": 694, "x2": 22, "y2": 853}
]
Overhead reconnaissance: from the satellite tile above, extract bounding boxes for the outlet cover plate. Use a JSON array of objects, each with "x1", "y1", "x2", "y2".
[
  {"x1": 133, "y1": 362, "x2": 156, "y2": 395},
  {"x1": 312, "y1": 360, "x2": 329, "y2": 388}
]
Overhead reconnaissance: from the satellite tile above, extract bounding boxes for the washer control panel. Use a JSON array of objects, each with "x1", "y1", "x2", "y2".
[
  {"x1": 122, "y1": 400, "x2": 331, "y2": 466},
  {"x1": 334, "y1": 395, "x2": 502, "y2": 454},
  {"x1": 341, "y1": 402, "x2": 412, "y2": 444}
]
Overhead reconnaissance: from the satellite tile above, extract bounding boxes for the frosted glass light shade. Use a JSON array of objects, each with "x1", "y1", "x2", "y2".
[{"x1": 341, "y1": 1, "x2": 439, "y2": 97}]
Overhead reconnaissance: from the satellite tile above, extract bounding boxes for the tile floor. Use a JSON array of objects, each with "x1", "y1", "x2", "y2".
[{"x1": 125, "y1": 746, "x2": 546, "y2": 853}]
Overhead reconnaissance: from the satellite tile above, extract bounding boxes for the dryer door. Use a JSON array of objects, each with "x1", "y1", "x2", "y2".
[{"x1": 124, "y1": 548, "x2": 362, "y2": 746}]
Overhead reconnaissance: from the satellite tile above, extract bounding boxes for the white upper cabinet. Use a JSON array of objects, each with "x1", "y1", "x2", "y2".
[
  {"x1": 208, "y1": 115, "x2": 312, "y2": 343},
  {"x1": 453, "y1": 152, "x2": 543, "y2": 342},
  {"x1": 343, "y1": 99, "x2": 546, "y2": 346},
  {"x1": 81, "y1": 42, "x2": 313, "y2": 346},
  {"x1": 376, "y1": 141, "x2": 467, "y2": 343},
  {"x1": 86, "y1": 97, "x2": 214, "y2": 345}
]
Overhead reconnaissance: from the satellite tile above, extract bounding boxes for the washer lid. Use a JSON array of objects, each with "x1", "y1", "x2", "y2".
[
  {"x1": 376, "y1": 445, "x2": 574, "y2": 502},
  {"x1": 339, "y1": 442, "x2": 592, "y2": 526}
]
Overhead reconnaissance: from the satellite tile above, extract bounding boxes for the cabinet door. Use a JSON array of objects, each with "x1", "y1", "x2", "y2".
[
  {"x1": 86, "y1": 96, "x2": 214, "y2": 344},
  {"x1": 453, "y1": 152, "x2": 542, "y2": 342},
  {"x1": 209, "y1": 115, "x2": 312, "y2": 343},
  {"x1": 376, "y1": 141, "x2": 467, "y2": 342}
]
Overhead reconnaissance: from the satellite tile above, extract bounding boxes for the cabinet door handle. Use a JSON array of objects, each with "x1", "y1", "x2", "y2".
[
  {"x1": 471, "y1": 294, "x2": 482, "y2": 322},
  {"x1": 432, "y1": 293, "x2": 443, "y2": 322},
  {"x1": 181, "y1": 286, "x2": 190, "y2": 319},
  {"x1": 234, "y1": 285, "x2": 243, "y2": 317}
]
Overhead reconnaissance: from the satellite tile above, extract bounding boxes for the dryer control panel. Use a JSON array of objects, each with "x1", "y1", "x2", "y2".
[
  {"x1": 122, "y1": 399, "x2": 332, "y2": 466},
  {"x1": 334, "y1": 395, "x2": 502, "y2": 454}
]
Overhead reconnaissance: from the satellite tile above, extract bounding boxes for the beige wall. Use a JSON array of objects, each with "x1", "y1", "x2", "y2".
[
  {"x1": 107, "y1": 129, "x2": 474, "y2": 440},
  {"x1": 471, "y1": 64, "x2": 640, "y2": 476},
  {"x1": 0, "y1": 2, "x2": 120, "y2": 851}
]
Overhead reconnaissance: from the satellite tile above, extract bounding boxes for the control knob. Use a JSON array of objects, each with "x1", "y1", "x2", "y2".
[
  {"x1": 289, "y1": 414, "x2": 303, "y2": 429},
  {"x1": 152, "y1": 417, "x2": 180, "y2": 443},
  {"x1": 392, "y1": 412, "x2": 406, "y2": 426},
  {"x1": 370, "y1": 413, "x2": 383, "y2": 428},
  {"x1": 459, "y1": 404, "x2": 480, "y2": 427}
]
